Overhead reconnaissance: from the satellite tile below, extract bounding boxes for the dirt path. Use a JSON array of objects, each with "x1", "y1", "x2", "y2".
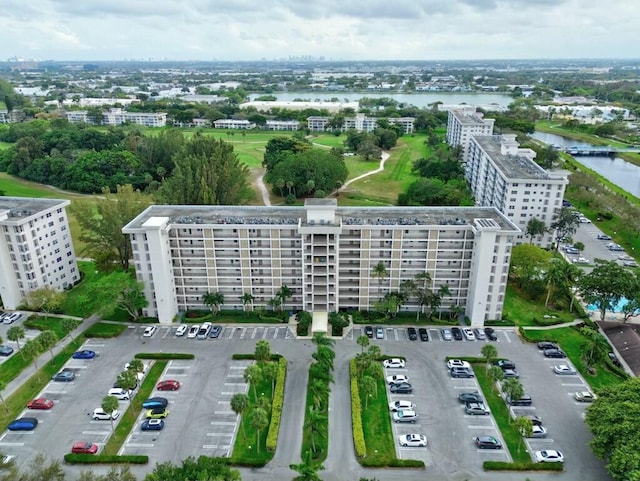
[
  {"x1": 336, "y1": 150, "x2": 390, "y2": 194},
  {"x1": 255, "y1": 169, "x2": 271, "y2": 206}
]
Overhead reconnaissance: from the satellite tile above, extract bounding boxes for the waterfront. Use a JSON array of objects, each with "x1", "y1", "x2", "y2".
[{"x1": 532, "y1": 131, "x2": 640, "y2": 198}]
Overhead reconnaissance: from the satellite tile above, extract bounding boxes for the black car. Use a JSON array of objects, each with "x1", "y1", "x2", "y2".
[
  {"x1": 364, "y1": 326, "x2": 374, "y2": 338},
  {"x1": 506, "y1": 394, "x2": 532, "y2": 406},
  {"x1": 543, "y1": 348, "x2": 567, "y2": 358},
  {"x1": 608, "y1": 352, "x2": 622, "y2": 368},
  {"x1": 537, "y1": 341, "x2": 558, "y2": 350},
  {"x1": 0, "y1": 345, "x2": 14, "y2": 357},
  {"x1": 458, "y1": 392, "x2": 483, "y2": 403},
  {"x1": 142, "y1": 397, "x2": 169, "y2": 409},
  {"x1": 418, "y1": 328, "x2": 429, "y2": 342},
  {"x1": 113, "y1": 380, "x2": 138, "y2": 390},
  {"x1": 451, "y1": 327, "x2": 463, "y2": 341},
  {"x1": 523, "y1": 414, "x2": 543, "y2": 426},
  {"x1": 484, "y1": 327, "x2": 498, "y2": 341},
  {"x1": 390, "y1": 382, "x2": 413, "y2": 394},
  {"x1": 450, "y1": 367, "x2": 474, "y2": 378},
  {"x1": 475, "y1": 436, "x2": 502, "y2": 449},
  {"x1": 495, "y1": 359, "x2": 516, "y2": 370},
  {"x1": 407, "y1": 327, "x2": 418, "y2": 341}
]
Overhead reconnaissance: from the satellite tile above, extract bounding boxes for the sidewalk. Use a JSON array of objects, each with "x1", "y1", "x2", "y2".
[
  {"x1": 521, "y1": 319, "x2": 584, "y2": 330},
  {"x1": 3, "y1": 314, "x2": 100, "y2": 399}
]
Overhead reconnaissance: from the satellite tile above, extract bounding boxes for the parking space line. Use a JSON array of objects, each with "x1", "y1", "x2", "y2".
[
  {"x1": 203, "y1": 444, "x2": 231, "y2": 449},
  {"x1": 211, "y1": 421, "x2": 236, "y2": 425},
  {"x1": 162, "y1": 328, "x2": 171, "y2": 339},
  {"x1": 251, "y1": 328, "x2": 258, "y2": 339},
  {"x1": 239, "y1": 327, "x2": 247, "y2": 339},
  {"x1": 82, "y1": 431, "x2": 110, "y2": 435},
  {"x1": 227, "y1": 374, "x2": 244, "y2": 378},
  {"x1": 561, "y1": 383, "x2": 584, "y2": 387},
  {"x1": 467, "y1": 425, "x2": 495, "y2": 429},
  {"x1": 0, "y1": 442, "x2": 24, "y2": 447},
  {"x1": 218, "y1": 400, "x2": 230, "y2": 404},
  {"x1": 126, "y1": 443, "x2": 155, "y2": 448},
  {"x1": 207, "y1": 432, "x2": 234, "y2": 436},
  {"x1": 273, "y1": 328, "x2": 279, "y2": 339},
  {"x1": 214, "y1": 410, "x2": 235, "y2": 415},
  {"x1": 227, "y1": 327, "x2": 236, "y2": 339}
]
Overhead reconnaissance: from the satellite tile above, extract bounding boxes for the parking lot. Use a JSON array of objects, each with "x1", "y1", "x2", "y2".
[
  {"x1": 564, "y1": 220, "x2": 637, "y2": 270},
  {"x1": 1, "y1": 323, "x2": 611, "y2": 480}
]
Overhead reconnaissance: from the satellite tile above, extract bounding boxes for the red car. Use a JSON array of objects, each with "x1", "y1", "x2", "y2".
[
  {"x1": 27, "y1": 398, "x2": 54, "y2": 410},
  {"x1": 71, "y1": 442, "x2": 99, "y2": 454},
  {"x1": 156, "y1": 380, "x2": 180, "y2": 391}
]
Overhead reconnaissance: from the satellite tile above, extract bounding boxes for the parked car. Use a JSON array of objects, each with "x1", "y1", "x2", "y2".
[
  {"x1": 475, "y1": 436, "x2": 502, "y2": 449},
  {"x1": 383, "y1": 358, "x2": 406, "y2": 369},
  {"x1": 92, "y1": 408, "x2": 120, "y2": 420},
  {"x1": 388, "y1": 400, "x2": 415, "y2": 412},
  {"x1": 142, "y1": 326, "x2": 157, "y2": 337},
  {"x1": 125, "y1": 362, "x2": 149, "y2": 374},
  {"x1": 564, "y1": 247, "x2": 579, "y2": 255},
  {"x1": 71, "y1": 442, "x2": 99, "y2": 454},
  {"x1": 495, "y1": 359, "x2": 516, "y2": 370},
  {"x1": 440, "y1": 328, "x2": 453, "y2": 341},
  {"x1": 113, "y1": 378, "x2": 138, "y2": 390},
  {"x1": 2, "y1": 312, "x2": 22, "y2": 324},
  {"x1": 484, "y1": 327, "x2": 497, "y2": 341},
  {"x1": 623, "y1": 260, "x2": 639, "y2": 267},
  {"x1": 418, "y1": 328, "x2": 429, "y2": 341},
  {"x1": 457, "y1": 392, "x2": 483, "y2": 404},
  {"x1": 52, "y1": 369, "x2": 75, "y2": 382},
  {"x1": 390, "y1": 382, "x2": 413, "y2": 394},
  {"x1": 474, "y1": 328, "x2": 486, "y2": 340},
  {"x1": 608, "y1": 352, "x2": 622, "y2": 368},
  {"x1": 72, "y1": 350, "x2": 96, "y2": 359},
  {"x1": 573, "y1": 257, "x2": 590, "y2": 264},
  {"x1": 505, "y1": 393, "x2": 532, "y2": 406},
  {"x1": 502, "y1": 368, "x2": 520, "y2": 379},
  {"x1": 465, "y1": 402, "x2": 490, "y2": 415},
  {"x1": 397, "y1": 433, "x2": 427, "y2": 447},
  {"x1": 554, "y1": 364, "x2": 577, "y2": 375},
  {"x1": 534, "y1": 450, "x2": 564, "y2": 463},
  {"x1": 364, "y1": 326, "x2": 373, "y2": 338},
  {"x1": 141, "y1": 419, "x2": 165, "y2": 431},
  {"x1": 387, "y1": 374, "x2": 409, "y2": 385},
  {"x1": 527, "y1": 425, "x2": 548, "y2": 438},
  {"x1": 451, "y1": 327, "x2": 463, "y2": 340},
  {"x1": 543, "y1": 348, "x2": 567, "y2": 358},
  {"x1": 108, "y1": 388, "x2": 132, "y2": 400},
  {"x1": 27, "y1": 398, "x2": 54, "y2": 410},
  {"x1": 196, "y1": 321, "x2": 212, "y2": 339},
  {"x1": 537, "y1": 341, "x2": 558, "y2": 350},
  {"x1": 393, "y1": 409, "x2": 418, "y2": 423},
  {"x1": 156, "y1": 380, "x2": 181, "y2": 391},
  {"x1": 145, "y1": 407, "x2": 169, "y2": 419},
  {"x1": 597, "y1": 234, "x2": 612, "y2": 240},
  {"x1": 175, "y1": 325, "x2": 188, "y2": 337},
  {"x1": 8, "y1": 417, "x2": 38, "y2": 431},
  {"x1": 187, "y1": 325, "x2": 200, "y2": 338},
  {"x1": 210, "y1": 325, "x2": 223, "y2": 338},
  {"x1": 462, "y1": 328, "x2": 476, "y2": 341},
  {"x1": 142, "y1": 397, "x2": 168, "y2": 409},
  {"x1": 375, "y1": 326, "x2": 384, "y2": 339},
  {"x1": 450, "y1": 367, "x2": 474, "y2": 378},
  {"x1": 575, "y1": 391, "x2": 597, "y2": 402},
  {"x1": 407, "y1": 327, "x2": 418, "y2": 341},
  {"x1": 523, "y1": 414, "x2": 543, "y2": 426},
  {"x1": 607, "y1": 243, "x2": 624, "y2": 251},
  {"x1": 447, "y1": 359, "x2": 470, "y2": 370},
  {"x1": 0, "y1": 345, "x2": 14, "y2": 357}
]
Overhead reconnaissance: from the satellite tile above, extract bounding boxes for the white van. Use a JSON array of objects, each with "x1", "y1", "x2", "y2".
[
  {"x1": 108, "y1": 388, "x2": 132, "y2": 400},
  {"x1": 197, "y1": 322, "x2": 212, "y2": 339}
]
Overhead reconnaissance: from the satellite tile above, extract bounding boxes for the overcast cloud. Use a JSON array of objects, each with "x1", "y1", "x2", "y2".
[{"x1": 0, "y1": 0, "x2": 637, "y2": 60}]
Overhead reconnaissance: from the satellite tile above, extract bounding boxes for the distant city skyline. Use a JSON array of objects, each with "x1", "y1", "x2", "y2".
[{"x1": 1, "y1": 0, "x2": 638, "y2": 61}]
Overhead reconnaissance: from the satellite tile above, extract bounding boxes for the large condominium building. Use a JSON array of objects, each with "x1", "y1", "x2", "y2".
[
  {"x1": 307, "y1": 114, "x2": 415, "y2": 134},
  {"x1": 123, "y1": 199, "x2": 520, "y2": 326},
  {"x1": 65, "y1": 108, "x2": 167, "y2": 127},
  {"x1": 213, "y1": 119, "x2": 255, "y2": 130},
  {"x1": 467, "y1": 135, "x2": 568, "y2": 247},
  {"x1": 446, "y1": 108, "x2": 495, "y2": 162},
  {"x1": 0, "y1": 198, "x2": 79, "y2": 309}
]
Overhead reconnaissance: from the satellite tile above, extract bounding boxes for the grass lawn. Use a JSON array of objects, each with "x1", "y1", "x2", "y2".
[
  {"x1": 23, "y1": 316, "x2": 81, "y2": 339},
  {"x1": 310, "y1": 134, "x2": 346, "y2": 148},
  {"x1": 502, "y1": 285, "x2": 576, "y2": 327},
  {"x1": 232, "y1": 377, "x2": 275, "y2": 463},
  {"x1": 474, "y1": 364, "x2": 531, "y2": 463},
  {"x1": 521, "y1": 327, "x2": 627, "y2": 390},
  {"x1": 84, "y1": 322, "x2": 128, "y2": 338},
  {"x1": 300, "y1": 380, "x2": 329, "y2": 463},
  {"x1": 359, "y1": 375, "x2": 395, "y2": 463},
  {"x1": 0, "y1": 141, "x2": 12, "y2": 150}
]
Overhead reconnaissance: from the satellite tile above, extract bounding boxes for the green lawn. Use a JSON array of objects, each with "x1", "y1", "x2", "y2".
[
  {"x1": 359, "y1": 375, "x2": 395, "y2": 463},
  {"x1": 502, "y1": 285, "x2": 576, "y2": 327},
  {"x1": 310, "y1": 133, "x2": 346, "y2": 148},
  {"x1": 84, "y1": 322, "x2": 128, "y2": 338},
  {"x1": 232, "y1": 377, "x2": 275, "y2": 463}
]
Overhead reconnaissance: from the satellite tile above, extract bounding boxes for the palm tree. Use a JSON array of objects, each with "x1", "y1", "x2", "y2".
[
  {"x1": 356, "y1": 334, "x2": 369, "y2": 353},
  {"x1": 399, "y1": 279, "x2": 418, "y2": 320},
  {"x1": 290, "y1": 449, "x2": 325, "y2": 481},
  {"x1": 262, "y1": 362, "x2": 279, "y2": 394},
  {"x1": 481, "y1": 344, "x2": 498, "y2": 365},
  {"x1": 312, "y1": 345, "x2": 335, "y2": 369},
  {"x1": 437, "y1": 285, "x2": 451, "y2": 319},
  {"x1": 242, "y1": 292, "x2": 254, "y2": 315},
  {"x1": 277, "y1": 285, "x2": 293, "y2": 312},
  {"x1": 250, "y1": 408, "x2": 269, "y2": 453},
  {"x1": 101, "y1": 395, "x2": 120, "y2": 431},
  {"x1": 39, "y1": 330, "x2": 57, "y2": 359},
  {"x1": 360, "y1": 375, "x2": 377, "y2": 409},
  {"x1": 202, "y1": 291, "x2": 224, "y2": 315},
  {"x1": 304, "y1": 405, "x2": 327, "y2": 453},
  {"x1": 513, "y1": 416, "x2": 533, "y2": 452},
  {"x1": 309, "y1": 378, "x2": 328, "y2": 409},
  {"x1": 0, "y1": 380, "x2": 8, "y2": 413},
  {"x1": 311, "y1": 332, "x2": 335, "y2": 349},
  {"x1": 244, "y1": 364, "x2": 263, "y2": 399},
  {"x1": 7, "y1": 325, "x2": 25, "y2": 351},
  {"x1": 254, "y1": 340, "x2": 271, "y2": 364},
  {"x1": 487, "y1": 365, "x2": 504, "y2": 389},
  {"x1": 230, "y1": 393, "x2": 250, "y2": 439},
  {"x1": 372, "y1": 261, "x2": 388, "y2": 291}
]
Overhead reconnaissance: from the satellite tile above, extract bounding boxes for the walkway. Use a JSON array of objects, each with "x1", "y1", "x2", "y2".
[
  {"x1": 336, "y1": 150, "x2": 390, "y2": 194},
  {"x1": 521, "y1": 318, "x2": 584, "y2": 330},
  {"x1": 255, "y1": 170, "x2": 271, "y2": 206}
]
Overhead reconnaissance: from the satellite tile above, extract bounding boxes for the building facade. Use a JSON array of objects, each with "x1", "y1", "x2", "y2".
[
  {"x1": 213, "y1": 119, "x2": 255, "y2": 129},
  {"x1": 65, "y1": 109, "x2": 167, "y2": 127},
  {"x1": 265, "y1": 120, "x2": 301, "y2": 131},
  {"x1": 466, "y1": 135, "x2": 568, "y2": 247},
  {"x1": 446, "y1": 108, "x2": 495, "y2": 162},
  {"x1": 0, "y1": 198, "x2": 79, "y2": 309},
  {"x1": 308, "y1": 114, "x2": 415, "y2": 134},
  {"x1": 123, "y1": 200, "x2": 519, "y2": 326}
]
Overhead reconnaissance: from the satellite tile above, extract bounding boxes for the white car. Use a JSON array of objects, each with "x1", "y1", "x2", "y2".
[
  {"x1": 534, "y1": 450, "x2": 564, "y2": 463},
  {"x1": 575, "y1": 391, "x2": 597, "y2": 402},
  {"x1": 392, "y1": 409, "x2": 418, "y2": 423},
  {"x1": 175, "y1": 325, "x2": 188, "y2": 337},
  {"x1": 388, "y1": 400, "x2": 415, "y2": 412},
  {"x1": 2, "y1": 312, "x2": 22, "y2": 324},
  {"x1": 142, "y1": 326, "x2": 157, "y2": 337},
  {"x1": 446, "y1": 359, "x2": 471, "y2": 370},
  {"x1": 572, "y1": 257, "x2": 589, "y2": 264},
  {"x1": 462, "y1": 328, "x2": 476, "y2": 341},
  {"x1": 187, "y1": 325, "x2": 200, "y2": 338},
  {"x1": 125, "y1": 362, "x2": 149, "y2": 374},
  {"x1": 398, "y1": 433, "x2": 427, "y2": 447},
  {"x1": 383, "y1": 358, "x2": 406, "y2": 369},
  {"x1": 92, "y1": 408, "x2": 120, "y2": 420},
  {"x1": 553, "y1": 364, "x2": 577, "y2": 375},
  {"x1": 527, "y1": 425, "x2": 548, "y2": 438},
  {"x1": 108, "y1": 388, "x2": 132, "y2": 400},
  {"x1": 386, "y1": 374, "x2": 409, "y2": 385}
]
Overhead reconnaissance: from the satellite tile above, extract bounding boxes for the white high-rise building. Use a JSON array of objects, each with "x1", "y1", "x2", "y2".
[
  {"x1": 123, "y1": 199, "x2": 520, "y2": 326},
  {"x1": 466, "y1": 135, "x2": 568, "y2": 247},
  {"x1": 446, "y1": 108, "x2": 495, "y2": 162},
  {"x1": 0, "y1": 198, "x2": 80, "y2": 309}
]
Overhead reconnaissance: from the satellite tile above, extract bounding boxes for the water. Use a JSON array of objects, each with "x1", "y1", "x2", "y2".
[
  {"x1": 586, "y1": 297, "x2": 630, "y2": 313},
  {"x1": 531, "y1": 131, "x2": 640, "y2": 198},
  {"x1": 249, "y1": 92, "x2": 512, "y2": 109}
]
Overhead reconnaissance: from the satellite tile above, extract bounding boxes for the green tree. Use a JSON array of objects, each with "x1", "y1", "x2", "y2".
[
  {"x1": 242, "y1": 292, "x2": 254, "y2": 314},
  {"x1": 580, "y1": 326, "x2": 611, "y2": 368},
  {"x1": 22, "y1": 286, "x2": 64, "y2": 314},
  {"x1": 22, "y1": 339, "x2": 42, "y2": 378},
  {"x1": 371, "y1": 261, "x2": 388, "y2": 290},
  {"x1": 0, "y1": 380, "x2": 8, "y2": 413},
  {"x1": 39, "y1": 330, "x2": 57, "y2": 359},
  {"x1": 356, "y1": 334, "x2": 369, "y2": 353},
  {"x1": 309, "y1": 378, "x2": 329, "y2": 409},
  {"x1": 14, "y1": 453, "x2": 65, "y2": 481},
  {"x1": 360, "y1": 375, "x2": 377, "y2": 409},
  {"x1": 72, "y1": 184, "x2": 149, "y2": 271},
  {"x1": 262, "y1": 361, "x2": 278, "y2": 394},
  {"x1": 551, "y1": 207, "x2": 580, "y2": 250},
  {"x1": 101, "y1": 395, "x2": 120, "y2": 431},
  {"x1": 117, "y1": 282, "x2": 148, "y2": 321},
  {"x1": 202, "y1": 291, "x2": 224, "y2": 315},
  {"x1": 502, "y1": 378, "x2": 525, "y2": 403},
  {"x1": 481, "y1": 344, "x2": 498, "y2": 364},
  {"x1": 543, "y1": 258, "x2": 582, "y2": 308},
  {"x1": 487, "y1": 365, "x2": 505, "y2": 388},
  {"x1": 126, "y1": 359, "x2": 144, "y2": 375},
  {"x1": 579, "y1": 260, "x2": 637, "y2": 321},
  {"x1": 514, "y1": 416, "x2": 533, "y2": 452},
  {"x1": 249, "y1": 408, "x2": 269, "y2": 453},
  {"x1": 230, "y1": 393, "x2": 250, "y2": 439},
  {"x1": 6, "y1": 325, "x2": 25, "y2": 352},
  {"x1": 312, "y1": 345, "x2": 336, "y2": 370},
  {"x1": 509, "y1": 244, "x2": 552, "y2": 289},
  {"x1": 312, "y1": 333, "x2": 335, "y2": 349},
  {"x1": 254, "y1": 340, "x2": 271, "y2": 364},
  {"x1": 61, "y1": 318, "x2": 79, "y2": 338},
  {"x1": 244, "y1": 364, "x2": 263, "y2": 399},
  {"x1": 304, "y1": 405, "x2": 328, "y2": 454},
  {"x1": 525, "y1": 217, "x2": 548, "y2": 244},
  {"x1": 277, "y1": 285, "x2": 293, "y2": 312},
  {"x1": 116, "y1": 370, "x2": 138, "y2": 392},
  {"x1": 290, "y1": 449, "x2": 325, "y2": 481}
]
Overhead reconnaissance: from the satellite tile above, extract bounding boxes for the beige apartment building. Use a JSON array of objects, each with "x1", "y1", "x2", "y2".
[{"x1": 446, "y1": 107, "x2": 495, "y2": 162}]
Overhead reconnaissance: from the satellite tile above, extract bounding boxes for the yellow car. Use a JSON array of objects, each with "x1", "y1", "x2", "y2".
[{"x1": 145, "y1": 408, "x2": 169, "y2": 419}]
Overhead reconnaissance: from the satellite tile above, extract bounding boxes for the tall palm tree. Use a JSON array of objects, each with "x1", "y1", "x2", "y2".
[
  {"x1": 7, "y1": 325, "x2": 25, "y2": 351},
  {"x1": 202, "y1": 291, "x2": 224, "y2": 315},
  {"x1": 241, "y1": 292, "x2": 254, "y2": 314},
  {"x1": 371, "y1": 261, "x2": 388, "y2": 291},
  {"x1": 304, "y1": 405, "x2": 327, "y2": 453},
  {"x1": 437, "y1": 285, "x2": 451, "y2": 319},
  {"x1": 230, "y1": 393, "x2": 250, "y2": 439},
  {"x1": 311, "y1": 332, "x2": 335, "y2": 349},
  {"x1": 278, "y1": 285, "x2": 293, "y2": 312}
]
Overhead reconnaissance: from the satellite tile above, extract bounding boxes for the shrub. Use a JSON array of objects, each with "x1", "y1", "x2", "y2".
[
  {"x1": 349, "y1": 359, "x2": 366, "y2": 458},
  {"x1": 266, "y1": 357, "x2": 287, "y2": 451},
  {"x1": 483, "y1": 460, "x2": 563, "y2": 471},
  {"x1": 63, "y1": 454, "x2": 148, "y2": 464},
  {"x1": 361, "y1": 458, "x2": 425, "y2": 468},
  {"x1": 231, "y1": 353, "x2": 283, "y2": 361},
  {"x1": 134, "y1": 353, "x2": 194, "y2": 360}
]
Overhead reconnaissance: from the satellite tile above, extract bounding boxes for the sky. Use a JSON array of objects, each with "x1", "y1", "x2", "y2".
[{"x1": 1, "y1": 0, "x2": 638, "y2": 61}]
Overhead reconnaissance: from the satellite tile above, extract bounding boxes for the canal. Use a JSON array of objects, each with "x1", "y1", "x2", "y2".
[{"x1": 531, "y1": 131, "x2": 640, "y2": 198}]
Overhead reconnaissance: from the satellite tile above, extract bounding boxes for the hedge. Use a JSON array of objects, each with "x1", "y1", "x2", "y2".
[
  {"x1": 266, "y1": 357, "x2": 287, "y2": 451},
  {"x1": 483, "y1": 460, "x2": 564, "y2": 471},
  {"x1": 360, "y1": 458, "x2": 425, "y2": 468},
  {"x1": 231, "y1": 353, "x2": 283, "y2": 361},
  {"x1": 349, "y1": 359, "x2": 366, "y2": 458},
  {"x1": 64, "y1": 454, "x2": 148, "y2": 464},
  {"x1": 134, "y1": 353, "x2": 195, "y2": 360},
  {"x1": 225, "y1": 458, "x2": 268, "y2": 467}
]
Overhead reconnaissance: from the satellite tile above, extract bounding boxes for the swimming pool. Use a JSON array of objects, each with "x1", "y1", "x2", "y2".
[{"x1": 586, "y1": 297, "x2": 629, "y2": 313}]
